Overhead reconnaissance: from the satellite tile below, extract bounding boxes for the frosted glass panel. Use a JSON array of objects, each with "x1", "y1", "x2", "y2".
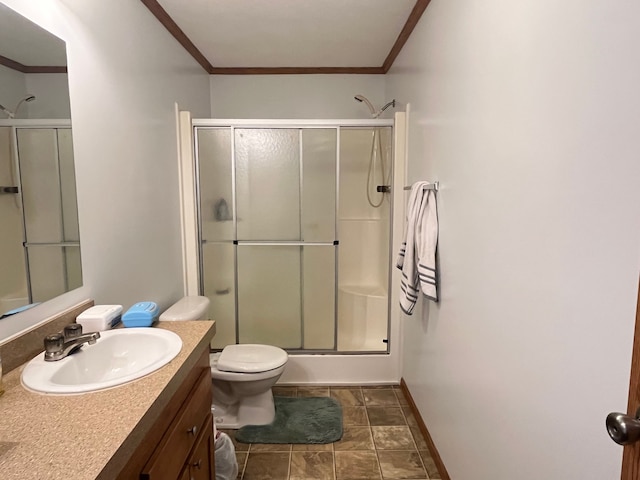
[
  {"x1": 202, "y1": 242, "x2": 236, "y2": 349},
  {"x1": 18, "y1": 129, "x2": 63, "y2": 243},
  {"x1": 65, "y1": 245, "x2": 82, "y2": 292},
  {"x1": 339, "y1": 128, "x2": 392, "y2": 220},
  {"x1": 197, "y1": 128, "x2": 233, "y2": 242},
  {"x1": 27, "y1": 246, "x2": 67, "y2": 302},
  {"x1": 302, "y1": 129, "x2": 336, "y2": 242},
  {"x1": 57, "y1": 129, "x2": 79, "y2": 242},
  {"x1": 235, "y1": 129, "x2": 300, "y2": 240},
  {"x1": 303, "y1": 246, "x2": 335, "y2": 349},
  {"x1": 237, "y1": 246, "x2": 301, "y2": 348}
]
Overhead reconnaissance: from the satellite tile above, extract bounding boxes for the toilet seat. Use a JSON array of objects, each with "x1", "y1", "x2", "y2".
[{"x1": 217, "y1": 344, "x2": 288, "y2": 373}]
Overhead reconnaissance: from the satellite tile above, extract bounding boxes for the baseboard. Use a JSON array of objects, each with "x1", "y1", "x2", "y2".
[{"x1": 400, "y1": 378, "x2": 451, "y2": 480}]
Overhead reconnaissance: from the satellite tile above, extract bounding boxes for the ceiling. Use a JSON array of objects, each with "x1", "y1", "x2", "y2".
[
  {"x1": 145, "y1": 0, "x2": 430, "y2": 74},
  {"x1": 0, "y1": 1, "x2": 430, "y2": 75},
  {"x1": 0, "y1": 3, "x2": 67, "y2": 72}
]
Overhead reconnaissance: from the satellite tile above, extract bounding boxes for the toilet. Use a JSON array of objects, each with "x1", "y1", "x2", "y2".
[{"x1": 160, "y1": 296, "x2": 288, "y2": 429}]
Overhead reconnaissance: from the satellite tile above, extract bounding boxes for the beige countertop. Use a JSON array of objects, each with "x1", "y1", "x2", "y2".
[{"x1": 0, "y1": 320, "x2": 216, "y2": 480}]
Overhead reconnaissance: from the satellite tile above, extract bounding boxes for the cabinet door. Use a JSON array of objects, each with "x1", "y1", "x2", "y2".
[
  {"x1": 179, "y1": 466, "x2": 191, "y2": 480},
  {"x1": 187, "y1": 414, "x2": 214, "y2": 480}
]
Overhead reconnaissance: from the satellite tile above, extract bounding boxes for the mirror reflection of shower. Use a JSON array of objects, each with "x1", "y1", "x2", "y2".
[
  {"x1": 0, "y1": 95, "x2": 36, "y2": 119},
  {"x1": 354, "y1": 95, "x2": 395, "y2": 208}
]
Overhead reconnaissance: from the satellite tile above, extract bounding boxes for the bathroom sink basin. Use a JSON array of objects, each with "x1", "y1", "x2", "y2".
[{"x1": 21, "y1": 328, "x2": 182, "y2": 394}]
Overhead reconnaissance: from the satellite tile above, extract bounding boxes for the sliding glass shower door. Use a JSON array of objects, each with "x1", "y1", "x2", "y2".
[{"x1": 197, "y1": 127, "x2": 337, "y2": 350}]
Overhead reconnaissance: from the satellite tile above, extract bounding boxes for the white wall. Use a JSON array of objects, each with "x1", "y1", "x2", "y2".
[
  {"x1": 0, "y1": 0, "x2": 211, "y2": 341},
  {"x1": 0, "y1": 64, "x2": 27, "y2": 116},
  {"x1": 210, "y1": 74, "x2": 387, "y2": 118},
  {"x1": 387, "y1": 1, "x2": 640, "y2": 479},
  {"x1": 25, "y1": 73, "x2": 70, "y2": 118}
]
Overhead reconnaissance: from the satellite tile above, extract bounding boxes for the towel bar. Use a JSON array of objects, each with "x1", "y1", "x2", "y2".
[{"x1": 403, "y1": 182, "x2": 439, "y2": 192}]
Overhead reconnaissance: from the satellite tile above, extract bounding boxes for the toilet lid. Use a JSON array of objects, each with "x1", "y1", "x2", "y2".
[{"x1": 217, "y1": 344, "x2": 288, "y2": 373}]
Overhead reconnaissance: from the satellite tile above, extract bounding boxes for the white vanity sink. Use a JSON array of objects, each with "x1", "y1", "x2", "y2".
[{"x1": 21, "y1": 328, "x2": 182, "y2": 394}]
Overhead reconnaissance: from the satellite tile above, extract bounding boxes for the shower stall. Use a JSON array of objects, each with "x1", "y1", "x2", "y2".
[
  {"x1": 194, "y1": 119, "x2": 396, "y2": 354},
  {"x1": 0, "y1": 122, "x2": 81, "y2": 315}
]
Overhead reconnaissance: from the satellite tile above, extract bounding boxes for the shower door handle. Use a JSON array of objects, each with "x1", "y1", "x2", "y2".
[
  {"x1": 0, "y1": 186, "x2": 19, "y2": 194},
  {"x1": 376, "y1": 185, "x2": 391, "y2": 193}
]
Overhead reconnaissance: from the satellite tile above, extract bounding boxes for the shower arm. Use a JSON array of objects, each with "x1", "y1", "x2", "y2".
[{"x1": 373, "y1": 100, "x2": 396, "y2": 118}]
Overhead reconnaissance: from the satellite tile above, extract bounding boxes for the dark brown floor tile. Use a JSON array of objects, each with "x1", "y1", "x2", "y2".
[
  {"x1": 363, "y1": 388, "x2": 399, "y2": 406},
  {"x1": 235, "y1": 452, "x2": 247, "y2": 479},
  {"x1": 372, "y1": 426, "x2": 416, "y2": 450},
  {"x1": 367, "y1": 407, "x2": 406, "y2": 426},
  {"x1": 411, "y1": 427, "x2": 429, "y2": 450},
  {"x1": 292, "y1": 442, "x2": 333, "y2": 451},
  {"x1": 335, "y1": 451, "x2": 381, "y2": 480},
  {"x1": 297, "y1": 386, "x2": 330, "y2": 397},
  {"x1": 331, "y1": 387, "x2": 364, "y2": 406},
  {"x1": 290, "y1": 451, "x2": 335, "y2": 480},
  {"x1": 401, "y1": 406, "x2": 419, "y2": 428},
  {"x1": 419, "y1": 450, "x2": 441, "y2": 479},
  {"x1": 334, "y1": 426, "x2": 374, "y2": 451},
  {"x1": 250, "y1": 443, "x2": 292, "y2": 452},
  {"x1": 272, "y1": 386, "x2": 297, "y2": 397},
  {"x1": 378, "y1": 451, "x2": 427, "y2": 479},
  {"x1": 242, "y1": 452, "x2": 290, "y2": 480},
  {"x1": 220, "y1": 429, "x2": 249, "y2": 452},
  {"x1": 343, "y1": 406, "x2": 369, "y2": 426}
]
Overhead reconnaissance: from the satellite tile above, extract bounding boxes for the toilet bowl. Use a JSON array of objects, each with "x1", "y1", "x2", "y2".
[
  {"x1": 160, "y1": 296, "x2": 289, "y2": 429},
  {"x1": 211, "y1": 344, "x2": 288, "y2": 429}
]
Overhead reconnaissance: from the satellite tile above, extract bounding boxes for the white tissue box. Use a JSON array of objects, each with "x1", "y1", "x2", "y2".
[{"x1": 76, "y1": 305, "x2": 123, "y2": 332}]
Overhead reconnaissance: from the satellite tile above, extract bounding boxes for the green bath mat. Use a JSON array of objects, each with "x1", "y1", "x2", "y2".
[{"x1": 235, "y1": 396, "x2": 343, "y2": 444}]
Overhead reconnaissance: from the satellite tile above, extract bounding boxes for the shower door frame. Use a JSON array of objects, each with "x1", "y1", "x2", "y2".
[{"x1": 193, "y1": 118, "x2": 395, "y2": 354}]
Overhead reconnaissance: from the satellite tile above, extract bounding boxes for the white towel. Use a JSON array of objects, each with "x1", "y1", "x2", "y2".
[{"x1": 397, "y1": 181, "x2": 439, "y2": 314}]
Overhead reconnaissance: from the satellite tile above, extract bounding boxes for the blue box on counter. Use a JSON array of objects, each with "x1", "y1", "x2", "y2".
[{"x1": 122, "y1": 301, "x2": 159, "y2": 327}]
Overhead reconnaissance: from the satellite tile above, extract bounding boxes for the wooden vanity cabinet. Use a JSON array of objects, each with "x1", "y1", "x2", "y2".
[{"x1": 115, "y1": 347, "x2": 215, "y2": 480}]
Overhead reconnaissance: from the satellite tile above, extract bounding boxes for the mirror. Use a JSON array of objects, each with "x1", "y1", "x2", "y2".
[{"x1": 0, "y1": 3, "x2": 81, "y2": 320}]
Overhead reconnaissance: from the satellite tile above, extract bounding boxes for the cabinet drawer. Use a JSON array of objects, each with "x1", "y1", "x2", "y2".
[
  {"x1": 142, "y1": 369, "x2": 212, "y2": 479},
  {"x1": 186, "y1": 414, "x2": 214, "y2": 480}
]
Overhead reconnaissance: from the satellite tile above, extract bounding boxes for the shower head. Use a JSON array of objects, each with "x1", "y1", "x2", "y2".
[
  {"x1": 354, "y1": 95, "x2": 396, "y2": 118},
  {"x1": 0, "y1": 95, "x2": 36, "y2": 119},
  {"x1": 14, "y1": 94, "x2": 36, "y2": 118},
  {"x1": 354, "y1": 94, "x2": 376, "y2": 116},
  {"x1": 376, "y1": 99, "x2": 396, "y2": 118}
]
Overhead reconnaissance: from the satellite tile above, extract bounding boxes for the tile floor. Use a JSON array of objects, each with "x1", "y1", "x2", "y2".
[{"x1": 220, "y1": 385, "x2": 442, "y2": 480}]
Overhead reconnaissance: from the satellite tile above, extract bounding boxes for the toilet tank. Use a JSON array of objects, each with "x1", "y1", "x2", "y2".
[{"x1": 160, "y1": 296, "x2": 210, "y2": 321}]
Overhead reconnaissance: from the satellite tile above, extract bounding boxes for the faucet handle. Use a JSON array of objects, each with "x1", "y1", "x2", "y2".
[
  {"x1": 44, "y1": 333, "x2": 64, "y2": 355},
  {"x1": 63, "y1": 323, "x2": 83, "y2": 339}
]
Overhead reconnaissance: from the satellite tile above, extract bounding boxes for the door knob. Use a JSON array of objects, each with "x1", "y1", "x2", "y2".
[{"x1": 606, "y1": 407, "x2": 640, "y2": 445}]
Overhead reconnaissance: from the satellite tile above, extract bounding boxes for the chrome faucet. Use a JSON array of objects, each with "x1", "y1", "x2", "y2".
[{"x1": 43, "y1": 324, "x2": 100, "y2": 362}]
